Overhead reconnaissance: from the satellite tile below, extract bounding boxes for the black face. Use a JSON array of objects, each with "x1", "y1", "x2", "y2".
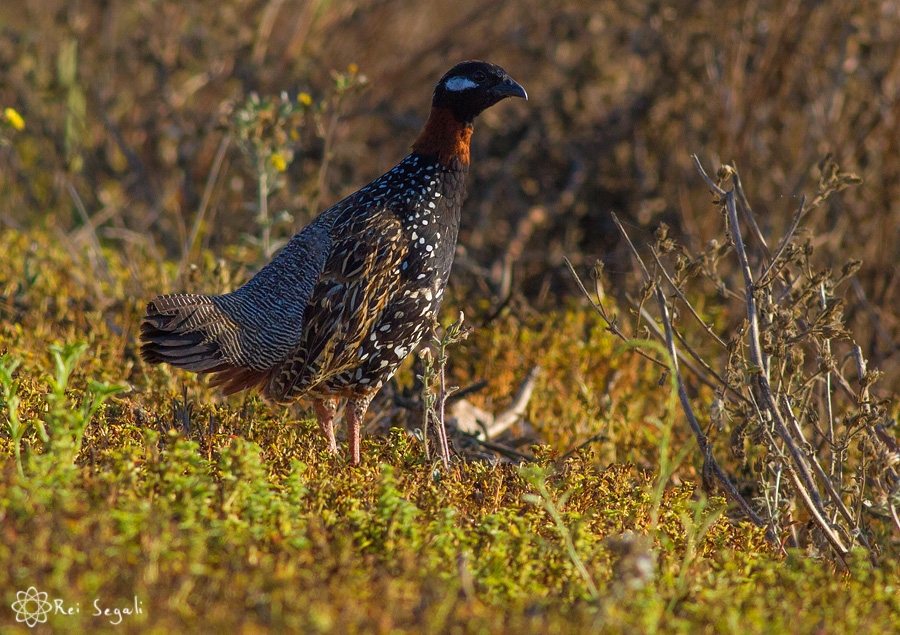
[{"x1": 432, "y1": 61, "x2": 527, "y2": 123}]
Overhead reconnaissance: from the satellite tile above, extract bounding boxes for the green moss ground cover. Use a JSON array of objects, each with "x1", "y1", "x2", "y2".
[{"x1": 1, "y1": 230, "x2": 898, "y2": 634}]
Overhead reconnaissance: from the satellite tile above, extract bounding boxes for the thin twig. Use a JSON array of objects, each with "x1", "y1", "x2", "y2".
[
  {"x1": 693, "y1": 155, "x2": 727, "y2": 195},
  {"x1": 475, "y1": 438, "x2": 532, "y2": 462},
  {"x1": 651, "y1": 248, "x2": 728, "y2": 349},
  {"x1": 889, "y1": 497, "x2": 900, "y2": 538},
  {"x1": 703, "y1": 171, "x2": 769, "y2": 381},
  {"x1": 436, "y1": 357, "x2": 453, "y2": 472},
  {"x1": 653, "y1": 263, "x2": 772, "y2": 536},
  {"x1": 759, "y1": 195, "x2": 806, "y2": 285},
  {"x1": 850, "y1": 277, "x2": 899, "y2": 355},
  {"x1": 561, "y1": 432, "x2": 610, "y2": 460},
  {"x1": 66, "y1": 181, "x2": 114, "y2": 289},
  {"x1": 258, "y1": 164, "x2": 271, "y2": 258},
  {"x1": 612, "y1": 212, "x2": 653, "y2": 281},
  {"x1": 724, "y1": 183, "x2": 828, "y2": 514},
  {"x1": 448, "y1": 380, "x2": 488, "y2": 404},
  {"x1": 780, "y1": 395, "x2": 877, "y2": 563},
  {"x1": 731, "y1": 169, "x2": 772, "y2": 260},
  {"x1": 564, "y1": 257, "x2": 667, "y2": 370},
  {"x1": 633, "y1": 300, "x2": 751, "y2": 406},
  {"x1": 820, "y1": 284, "x2": 837, "y2": 484},
  {"x1": 178, "y1": 134, "x2": 231, "y2": 285},
  {"x1": 695, "y1": 157, "x2": 850, "y2": 562},
  {"x1": 613, "y1": 211, "x2": 772, "y2": 538}
]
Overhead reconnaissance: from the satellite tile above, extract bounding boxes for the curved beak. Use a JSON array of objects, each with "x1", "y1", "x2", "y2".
[{"x1": 492, "y1": 77, "x2": 528, "y2": 101}]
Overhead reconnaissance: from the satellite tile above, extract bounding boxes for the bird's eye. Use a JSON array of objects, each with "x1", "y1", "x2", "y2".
[{"x1": 472, "y1": 71, "x2": 487, "y2": 82}]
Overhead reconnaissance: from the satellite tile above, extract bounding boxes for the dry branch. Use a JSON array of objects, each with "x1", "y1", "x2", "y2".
[
  {"x1": 609, "y1": 212, "x2": 773, "y2": 539},
  {"x1": 572, "y1": 153, "x2": 894, "y2": 562}
]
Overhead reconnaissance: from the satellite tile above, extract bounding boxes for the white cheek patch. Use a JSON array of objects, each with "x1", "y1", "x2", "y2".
[{"x1": 444, "y1": 77, "x2": 478, "y2": 91}]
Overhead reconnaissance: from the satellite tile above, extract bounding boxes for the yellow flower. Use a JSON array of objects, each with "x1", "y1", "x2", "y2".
[
  {"x1": 348, "y1": 63, "x2": 358, "y2": 74},
  {"x1": 270, "y1": 153, "x2": 287, "y2": 172},
  {"x1": 4, "y1": 107, "x2": 24, "y2": 130},
  {"x1": 298, "y1": 92, "x2": 312, "y2": 106}
]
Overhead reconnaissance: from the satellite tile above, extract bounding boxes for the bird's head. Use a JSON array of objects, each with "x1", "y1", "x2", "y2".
[{"x1": 432, "y1": 61, "x2": 527, "y2": 123}]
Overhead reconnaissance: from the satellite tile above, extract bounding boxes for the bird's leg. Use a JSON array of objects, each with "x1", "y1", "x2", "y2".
[
  {"x1": 345, "y1": 394, "x2": 374, "y2": 466},
  {"x1": 313, "y1": 398, "x2": 338, "y2": 455}
]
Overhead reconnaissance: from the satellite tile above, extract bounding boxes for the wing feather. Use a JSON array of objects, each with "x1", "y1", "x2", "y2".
[{"x1": 266, "y1": 207, "x2": 407, "y2": 401}]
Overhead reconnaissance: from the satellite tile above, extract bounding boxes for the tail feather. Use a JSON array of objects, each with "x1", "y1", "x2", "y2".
[
  {"x1": 208, "y1": 365, "x2": 272, "y2": 395},
  {"x1": 141, "y1": 295, "x2": 221, "y2": 366},
  {"x1": 140, "y1": 293, "x2": 269, "y2": 390},
  {"x1": 139, "y1": 225, "x2": 332, "y2": 398}
]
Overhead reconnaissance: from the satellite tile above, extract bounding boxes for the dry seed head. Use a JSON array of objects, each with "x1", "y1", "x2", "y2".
[{"x1": 717, "y1": 164, "x2": 736, "y2": 181}]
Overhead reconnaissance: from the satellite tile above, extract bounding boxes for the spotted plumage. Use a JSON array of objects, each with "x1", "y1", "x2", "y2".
[{"x1": 140, "y1": 61, "x2": 527, "y2": 464}]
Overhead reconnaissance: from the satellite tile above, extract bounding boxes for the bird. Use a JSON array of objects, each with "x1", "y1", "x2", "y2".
[{"x1": 140, "y1": 61, "x2": 527, "y2": 465}]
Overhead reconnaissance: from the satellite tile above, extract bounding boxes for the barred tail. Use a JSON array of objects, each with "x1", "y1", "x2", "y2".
[{"x1": 140, "y1": 294, "x2": 269, "y2": 394}]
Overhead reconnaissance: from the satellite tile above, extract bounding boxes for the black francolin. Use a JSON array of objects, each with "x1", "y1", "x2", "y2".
[{"x1": 140, "y1": 61, "x2": 526, "y2": 464}]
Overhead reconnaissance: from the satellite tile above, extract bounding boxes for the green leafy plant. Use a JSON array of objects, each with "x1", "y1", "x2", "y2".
[
  {"x1": 418, "y1": 312, "x2": 471, "y2": 471},
  {"x1": 521, "y1": 464, "x2": 600, "y2": 601},
  {"x1": 228, "y1": 64, "x2": 368, "y2": 259},
  {"x1": 229, "y1": 90, "x2": 308, "y2": 258},
  {"x1": 0, "y1": 354, "x2": 27, "y2": 476},
  {"x1": 38, "y1": 343, "x2": 126, "y2": 469}
]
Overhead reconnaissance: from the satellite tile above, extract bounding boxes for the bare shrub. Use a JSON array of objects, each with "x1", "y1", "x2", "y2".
[{"x1": 571, "y1": 157, "x2": 898, "y2": 564}]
